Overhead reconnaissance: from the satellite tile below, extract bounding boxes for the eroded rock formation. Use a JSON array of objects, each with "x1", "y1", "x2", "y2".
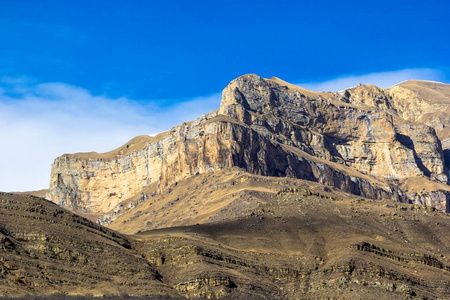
[{"x1": 46, "y1": 75, "x2": 450, "y2": 214}]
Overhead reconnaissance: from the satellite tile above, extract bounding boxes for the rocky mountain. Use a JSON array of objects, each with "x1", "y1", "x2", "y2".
[
  {"x1": 46, "y1": 74, "x2": 450, "y2": 220},
  {"x1": 3, "y1": 75, "x2": 450, "y2": 299}
]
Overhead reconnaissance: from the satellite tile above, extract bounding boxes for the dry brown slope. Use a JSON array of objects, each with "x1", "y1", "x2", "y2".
[
  {"x1": 107, "y1": 169, "x2": 314, "y2": 233},
  {"x1": 69, "y1": 134, "x2": 168, "y2": 161},
  {"x1": 108, "y1": 167, "x2": 391, "y2": 234},
  {"x1": 12, "y1": 189, "x2": 48, "y2": 198},
  {"x1": 0, "y1": 192, "x2": 178, "y2": 298},
  {"x1": 136, "y1": 187, "x2": 450, "y2": 299},
  {"x1": 396, "y1": 80, "x2": 450, "y2": 105},
  {"x1": 2, "y1": 182, "x2": 449, "y2": 299}
]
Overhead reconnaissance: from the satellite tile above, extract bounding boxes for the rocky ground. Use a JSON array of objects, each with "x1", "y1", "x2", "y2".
[
  {"x1": 135, "y1": 180, "x2": 450, "y2": 299},
  {"x1": 0, "y1": 192, "x2": 176, "y2": 298},
  {"x1": 2, "y1": 178, "x2": 450, "y2": 298}
]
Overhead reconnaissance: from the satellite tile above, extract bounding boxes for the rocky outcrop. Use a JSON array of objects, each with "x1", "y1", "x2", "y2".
[
  {"x1": 46, "y1": 75, "x2": 450, "y2": 214},
  {"x1": 337, "y1": 80, "x2": 450, "y2": 173},
  {"x1": 220, "y1": 76, "x2": 448, "y2": 182}
]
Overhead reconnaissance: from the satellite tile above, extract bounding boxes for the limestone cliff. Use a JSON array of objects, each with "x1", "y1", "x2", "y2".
[{"x1": 46, "y1": 75, "x2": 450, "y2": 214}]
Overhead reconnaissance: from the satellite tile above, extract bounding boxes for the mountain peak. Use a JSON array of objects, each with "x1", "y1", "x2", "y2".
[{"x1": 218, "y1": 74, "x2": 331, "y2": 118}]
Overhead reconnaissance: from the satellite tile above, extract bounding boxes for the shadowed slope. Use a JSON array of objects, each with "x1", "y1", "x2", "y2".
[{"x1": 0, "y1": 193, "x2": 177, "y2": 297}]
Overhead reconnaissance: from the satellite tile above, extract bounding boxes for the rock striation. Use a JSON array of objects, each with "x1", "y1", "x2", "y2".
[
  {"x1": 0, "y1": 192, "x2": 177, "y2": 297},
  {"x1": 46, "y1": 75, "x2": 450, "y2": 214}
]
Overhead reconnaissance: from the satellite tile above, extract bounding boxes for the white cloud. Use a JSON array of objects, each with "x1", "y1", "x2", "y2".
[
  {"x1": 298, "y1": 68, "x2": 445, "y2": 92},
  {"x1": 0, "y1": 79, "x2": 221, "y2": 192}
]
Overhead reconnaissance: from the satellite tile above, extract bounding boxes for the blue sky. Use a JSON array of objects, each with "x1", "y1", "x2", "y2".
[{"x1": 0, "y1": 0, "x2": 449, "y2": 191}]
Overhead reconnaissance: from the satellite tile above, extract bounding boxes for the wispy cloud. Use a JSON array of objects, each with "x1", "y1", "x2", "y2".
[
  {"x1": 0, "y1": 79, "x2": 221, "y2": 192},
  {"x1": 298, "y1": 68, "x2": 445, "y2": 92}
]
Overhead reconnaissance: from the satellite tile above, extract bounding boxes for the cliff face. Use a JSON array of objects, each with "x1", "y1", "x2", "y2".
[
  {"x1": 46, "y1": 75, "x2": 450, "y2": 214},
  {"x1": 219, "y1": 76, "x2": 447, "y2": 183}
]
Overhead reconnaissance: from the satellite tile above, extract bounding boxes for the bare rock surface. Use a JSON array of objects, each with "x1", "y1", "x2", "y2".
[{"x1": 46, "y1": 75, "x2": 450, "y2": 215}]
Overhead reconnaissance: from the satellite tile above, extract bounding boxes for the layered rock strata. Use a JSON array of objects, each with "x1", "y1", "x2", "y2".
[{"x1": 46, "y1": 75, "x2": 450, "y2": 214}]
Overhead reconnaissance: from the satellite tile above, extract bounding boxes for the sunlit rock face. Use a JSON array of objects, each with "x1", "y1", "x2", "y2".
[{"x1": 47, "y1": 74, "x2": 450, "y2": 214}]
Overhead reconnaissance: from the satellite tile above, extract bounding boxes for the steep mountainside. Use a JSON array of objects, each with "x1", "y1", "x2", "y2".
[{"x1": 46, "y1": 75, "x2": 450, "y2": 218}]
